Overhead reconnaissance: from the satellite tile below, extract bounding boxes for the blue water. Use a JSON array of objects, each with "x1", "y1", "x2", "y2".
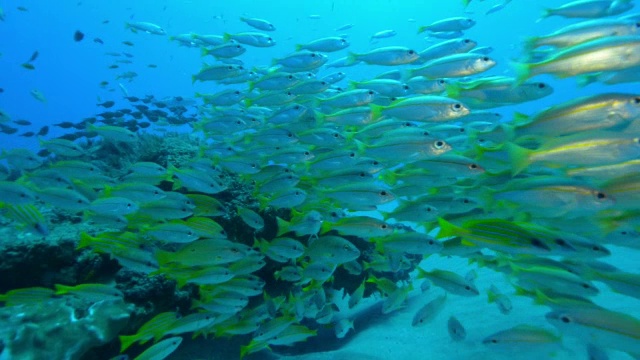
[{"x1": 2, "y1": 1, "x2": 640, "y2": 359}]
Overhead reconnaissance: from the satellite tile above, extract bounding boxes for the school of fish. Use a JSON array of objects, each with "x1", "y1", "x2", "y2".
[{"x1": 2, "y1": 0, "x2": 640, "y2": 359}]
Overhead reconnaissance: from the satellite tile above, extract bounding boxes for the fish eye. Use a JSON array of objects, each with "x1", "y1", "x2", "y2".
[
  {"x1": 236, "y1": 45, "x2": 242, "y2": 49},
  {"x1": 537, "y1": 83, "x2": 546, "y2": 88},
  {"x1": 234, "y1": 91, "x2": 240, "y2": 95},
  {"x1": 621, "y1": 231, "x2": 628, "y2": 235},
  {"x1": 636, "y1": 22, "x2": 640, "y2": 28},
  {"x1": 288, "y1": 75, "x2": 294, "y2": 80},
  {"x1": 408, "y1": 50, "x2": 415, "y2": 54},
  {"x1": 428, "y1": 240, "x2": 434, "y2": 245},
  {"x1": 268, "y1": 38, "x2": 273, "y2": 42},
  {"x1": 423, "y1": 131, "x2": 430, "y2": 136},
  {"x1": 482, "y1": 56, "x2": 490, "y2": 61},
  {"x1": 333, "y1": 133, "x2": 339, "y2": 138},
  {"x1": 127, "y1": 203, "x2": 132, "y2": 208},
  {"x1": 491, "y1": 339, "x2": 498, "y2": 344},
  {"x1": 349, "y1": 152, "x2": 356, "y2": 158},
  {"x1": 294, "y1": 105, "x2": 300, "y2": 110},
  {"x1": 434, "y1": 140, "x2": 445, "y2": 148},
  {"x1": 592, "y1": 245, "x2": 601, "y2": 251},
  {"x1": 381, "y1": 224, "x2": 388, "y2": 229},
  {"x1": 227, "y1": 66, "x2": 233, "y2": 70},
  {"x1": 463, "y1": 39, "x2": 470, "y2": 43},
  {"x1": 462, "y1": 198, "x2": 470, "y2": 204},
  {"x1": 304, "y1": 151, "x2": 310, "y2": 155},
  {"x1": 453, "y1": 103, "x2": 462, "y2": 110},
  {"x1": 403, "y1": 85, "x2": 410, "y2": 90},
  {"x1": 464, "y1": 285, "x2": 471, "y2": 290},
  {"x1": 380, "y1": 191, "x2": 388, "y2": 196},
  {"x1": 359, "y1": 172, "x2": 366, "y2": 177},
  {"x1": 368, "y1": 90, "x2": 375, "y2": 95},
  {"x1": 555, "y1": 238, "x2": 567, "y2": 246},
  {"x1": 634, "y1": 97, "x2": 640, "y2": 104},
  {"x1": 77, "y1": 199, "x2": 83, "y2": 203},
  {"x1": 582, "y1": 283, "x2": 591, "y2": 289},
  {"x1": 469, "y1": 163, "x2": 478, "y2": 169},
  {"x1": 426, "y1": 207, "x2": 432, "y2": 212},
  {"x1": 438, "y1": 79, "x2": 445, "y2": 84},
  {"x1": 596, "y1": 192, "x2": 607, "y2": 199},
  {"x1": 311, "y1": 53, "x2": 317, "y2": 57}
]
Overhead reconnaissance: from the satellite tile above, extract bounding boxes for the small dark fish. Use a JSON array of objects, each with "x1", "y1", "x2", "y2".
[
  {"x1": 135, "y1": 105, "x2": 149, "y2": 111},
  {"x1": 138, "y1": 121, "x2": 151, "y2": 128},
  {"x1": 131, "y1": 112, "x2": 143, "y2": 119},
  {"x1": 123, "y1": 52, "x2": 134, "y2": 58},
  {"x1": 119, "y1": 109, "x2": 132, "y2": 114},
  {"x1": 102, "y1": 20, "x2": 109, "y2": 24},
  {"x1": 0, "y1": 124, "x2": 18, "y2": 134},
  {"x1": 28, "y1": 51, "x2": 39, "y2": 62},
  {"x1": 54, "y1": 121, "x2": 75, "y2": 129},
  {"x1": 108, "y1": 65, "x2": 119, "y2": 69},
  {"x1": 20, "y1": 131, "x2": 35, "y2": 137},
  {"x1": 21, "y1": 63, "x2": 35, "y2": 70},
  {"x1": 99, "y1": 81, "x2": 109, "y2": 87},
  {"x1": 148, "y1": 64, "x2": 158, "y2": 68},
  {"x1": 0, "y1": 88, "x2": 4, "y2": 93},
  {"x1": 37, "y1": 149, "x2": 51, "y2": 157},
  {"x1": 13, "y1": 119, "x2": 31, "y2": 126},
  {"x1": 37, "y1": 126, "x2": 49, "y2": 136},
  {"x1": 125, "y1": 96, "x2": 139, "y2": 102},
  {"x1": 155, "y1": 102, "x2": 167, "y2": 108},
  {"x1": 74, "y1": 30, "x2": 85, "y2": 42},
  {"x1": 17, "y1": 6, "x2": 28, "y2": 11},
  {"x1": 122, "y1": 41, "x2": 134, "y2": 46},
  {"x1": 94, "y1": 38, "x2": 104, "y2": 44},
  {"x1": 447, "y1": 316, "x2": 466, "y2": 342}
]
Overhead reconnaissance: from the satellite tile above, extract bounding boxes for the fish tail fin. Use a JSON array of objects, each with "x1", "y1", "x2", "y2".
[
  {"x1": 191, "y1": 75, "x2": 197, "y2": 84},
  {"x1": 319, "y1": 221, "x2": 333, "y2": 234},
  {"x1": 53, "y1": 283, "x2": 71, "y2": 295},
  {"x1": 512, "y1": 61, "x2": 532, "y2": 85},
  {"x1": 522, "y1": 36, "x2": 540, "y2": 52},
  {"x1": 437, "y1": 217, "x2": 462, "y2": 239},
  {"x1": 576, "y1": 74, "x2": 598, "y2": 88},
  {"x1": 379, "y1": 170, "x2": 397, "y2": 185},
  {"x1": 295, "y1": 44, "x2": 303, "y2": 51},
  {"x1": 539, "y1": 8, "x2": 552, "y2": 19},
  {"x1": 512, "y1": 112, "x2": 530, "y2": 127},
  {"x1": 276, "y1": 217, "x2": 290, "y2": 236},
  {"x1": 370, "y1": 104, "x2": 384, "y2": 120},
  {"x1": 247, "y1": 81, "x2": 256, "y2": 92},
  {"x1": 244, "y1": 98, "x2": 254, "y2": 107},
  {"x1": 119, "y1": 334, "x2": 139, "y2": 353},
  {"x1": 223, "y1": 33, "x2": 232, "y2": 42},
  {"x1": 416, "y1": 26, "x2": 427, "y2": 34},
  {"x1": 200, "y1": 47, "x2": 209, "y2": 57},
  {"x1": 505, "y1": 142, "x2": 532, "y2": 175},
  {"x1": 345, "y1": 52, "x2": 359, "y2": 66},
  {"x1": 77, "y1": 232, "x2": 93, "y2": 250},
  {"x1": 445, "y1": 82, "x2": 461, "y2": 98}
]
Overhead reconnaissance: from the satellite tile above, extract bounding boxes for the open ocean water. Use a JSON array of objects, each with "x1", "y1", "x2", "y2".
[{"x1": 1, "y1": 1, "x2": 640, "y2": 359}]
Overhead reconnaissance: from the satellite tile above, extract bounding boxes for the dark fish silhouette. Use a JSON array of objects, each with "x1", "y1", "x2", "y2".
[{"x1": 74, "y1": 30, "x2": 85, "y2": 42}]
